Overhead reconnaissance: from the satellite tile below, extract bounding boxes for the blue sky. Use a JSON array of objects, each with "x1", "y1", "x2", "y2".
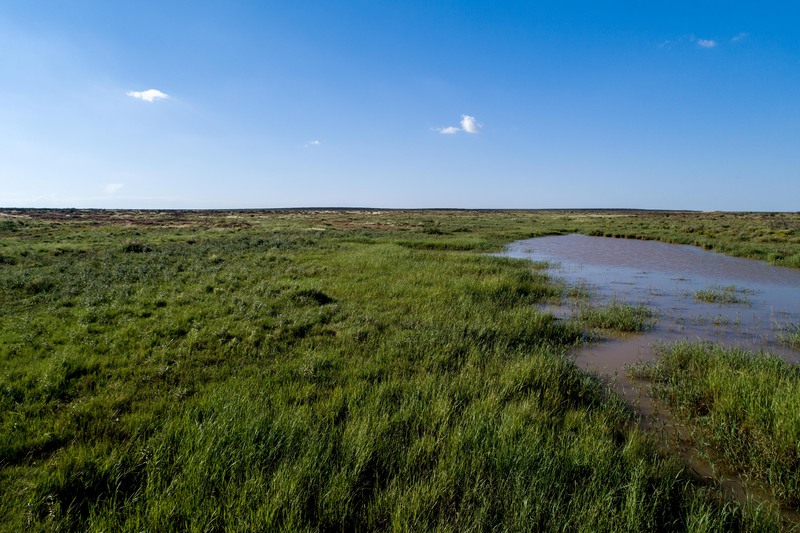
[{"x1": 1, "y1": 1, "x2": 798, "y2": 210}]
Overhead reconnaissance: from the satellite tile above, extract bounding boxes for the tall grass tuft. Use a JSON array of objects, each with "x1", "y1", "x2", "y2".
[
  {"x1": 632, "y1": 341, "x2": 800, "y2": 509},
  {"x1": 776, "y1": 322, "x2": 800, "y2": 349}
]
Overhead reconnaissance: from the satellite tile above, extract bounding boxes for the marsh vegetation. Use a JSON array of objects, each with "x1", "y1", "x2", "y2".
[
  {"x1": 777, "y1": 323, "x2": 800, "y2": 350},
  {"x1": 693, "y1": 285, "x2": 753, "y2": 305},
  {"x1": 578, "y1": 301, "x2": 657, "y2": 333},
  {"x1": 1, "y1": 208, "x2": 798, "y2": 531},
  {"x1": 631, "y1": 342, "x2": 800, "y2": 510}
]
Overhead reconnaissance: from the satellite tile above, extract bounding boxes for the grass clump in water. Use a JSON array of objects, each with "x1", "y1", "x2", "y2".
[
  {"x1": 577, "y1": 301, "x2": 657, "y2": 332},
  {"x1": 632, "y1": 341, "x2": 800, "y2": 509},
  {"x1": 776, "y1": 322, "x2": 800, "y2": 349},
  {"x1": 694, "y1": 285, "x2": 752, "y2": 305}
]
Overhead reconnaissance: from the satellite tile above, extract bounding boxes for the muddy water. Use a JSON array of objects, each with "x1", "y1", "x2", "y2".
[
  {"x1": 502, "y1": 234, "x2": 800, "y2": 518},
  {"x1": 503, "y1": 234, "x2": 800, "y2": 363}
]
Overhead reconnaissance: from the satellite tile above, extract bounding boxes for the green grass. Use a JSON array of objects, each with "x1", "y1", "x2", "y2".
[
  {"x1": 694, "y1": 285, "x2": 752, "y2": 305},
  {"x1": 0, "y1": 208, "x2": 790, "y2": 531},
  {"x1": 776, "y1": 323, "x2": 800, "y2": 349},
  {"x1": 631, "y1": 341, "x2": 800, "y2": 509},
  {"x1": 578, "y1": 301, "x2": 657, "y2": 332}
]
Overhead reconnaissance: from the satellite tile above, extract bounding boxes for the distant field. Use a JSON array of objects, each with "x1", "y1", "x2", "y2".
[{"x1": 1, "y1": 208, "x2": 797, "y2": 531}]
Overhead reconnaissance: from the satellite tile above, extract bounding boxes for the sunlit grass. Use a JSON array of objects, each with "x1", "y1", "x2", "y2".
[
  {"x1": 0, "y1": 208, "x2": 790, "y2": 530},
  {"x1": 577, "y1": 301, "x2": 657, "y2": 332},
  {"x1": 631, "y1": 341, "x2": 800, "y2": 508}
]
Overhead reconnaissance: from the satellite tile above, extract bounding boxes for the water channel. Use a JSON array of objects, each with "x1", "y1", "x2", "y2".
[
  {"x1": 503, "y1": 234, "x2": 800, "y2": 365},
  {"x1": 501, "y1": 234, "x2": 800, "y2": 515}
]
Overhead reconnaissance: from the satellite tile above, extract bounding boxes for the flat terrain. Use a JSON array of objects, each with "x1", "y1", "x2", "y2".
[{"x1": 1, "y1": 209, "x2": 798, "y2": 531}]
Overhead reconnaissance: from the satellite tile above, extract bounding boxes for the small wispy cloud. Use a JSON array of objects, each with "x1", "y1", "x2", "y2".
[
  {"x1": 105, "y1": 183, "x2": 124, "y2": 194},
  {"x1": 663, "y1": 34, "x2": 745, "y2": 51},
  {"x1": 127, "y1": 89, "x2": 169, "y2": 102},
  {"x1": 696, "y1": 38, "x2": 717, "y2": 48},
  {"x1": 436, "y1": 115, "x2": 482, "y2": 135},
  {"x1": 304, "y1": 140, "x2": 322, "y2": 148}
]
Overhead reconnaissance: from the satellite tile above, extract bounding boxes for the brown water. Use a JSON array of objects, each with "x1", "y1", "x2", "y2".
[
  {"x1": 503, "y1": 234, "x2": 800, "y2": 364},
  {"x1": 502, "y1": 234, "x2": 800, "y2": 521}
]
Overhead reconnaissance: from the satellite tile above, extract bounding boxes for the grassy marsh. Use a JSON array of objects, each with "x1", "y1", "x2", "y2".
[
  {"x1": 631, "y1": 342, "x2": 800, "y2": 510},
  {"x1": 0, "y1": 208, "x2": 795, "y2": 531}
]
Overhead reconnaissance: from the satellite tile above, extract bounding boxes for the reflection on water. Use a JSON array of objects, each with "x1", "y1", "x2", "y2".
[{"x1": 503, "y1": 234, "x2": 800, "y2": 365}]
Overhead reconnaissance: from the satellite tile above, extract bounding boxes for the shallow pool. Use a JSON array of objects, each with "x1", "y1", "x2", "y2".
[{"x1": 502, "y1": 234, "x2": 800, "y2": 364}]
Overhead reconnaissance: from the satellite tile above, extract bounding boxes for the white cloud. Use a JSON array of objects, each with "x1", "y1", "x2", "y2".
[
  {"x1": 436, "y1": 115, "x2": 481, "y2": 135},
  {"x1": 460, "y1": 115, "x2": 481, "y2": 134},
  {"x1": 731, "y1": 32, "x2": 748, "y2": 42},
  {"x1": 127, "y1": 89, "x2": 169, "y2": 102},
  {"x1": 696, "y1": 39, "x2": 717, "y2": 48},
  {"x1": 304, "y1": 140, "x2": 323, "y2": 147},
  {"x1": 105, "y1": 183, "x2": 124, "y2": 194}
]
